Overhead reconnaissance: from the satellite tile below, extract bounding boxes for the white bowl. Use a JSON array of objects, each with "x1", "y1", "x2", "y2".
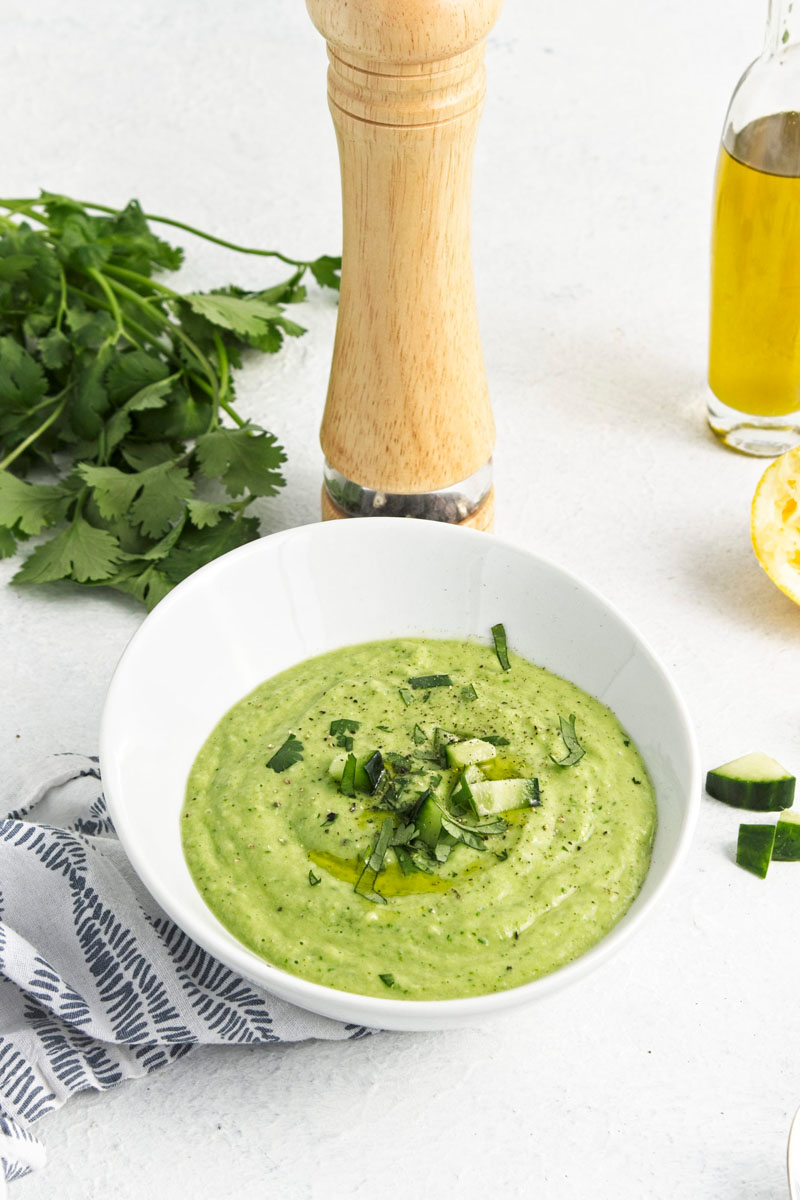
[{"x1": 100, "y1": 518, "x2": 700, "y2": 1032}]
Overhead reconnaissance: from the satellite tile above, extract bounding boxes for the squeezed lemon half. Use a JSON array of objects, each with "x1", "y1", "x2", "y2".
[{"x1": 751, "y1": 446, "x2": 800, "y2": 605}]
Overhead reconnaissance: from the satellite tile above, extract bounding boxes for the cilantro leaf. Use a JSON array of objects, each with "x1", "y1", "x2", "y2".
[
  {"x1": 78, "y1": 460, "x2": 194, "y2": 537},
  {"x1": 158, "y1": 513, "x2": 260, "y2": 585},
  {"x1": 12, "y1": 518, "x2": 123, "y2": 584},
  {"x1": 267, "y1": 734, "x2": 304, "y2": 773},
  {"x1": 0, "y1": 337, "x2": 48, "y2": 409},
  {"x1": 195, "y1": 424, "x2": 286, "y2": 497},
  {"x1": 0, "y1": 472, "x2": 71, "y2": 535},
  {"x1": 106, "y1": 350, "x2": 170, "y2": 402},
  {"x1": 185, "y1": 499, "x2": 238, "y2": 529},
  {"x1": 0, "y1": 526, "x2": 17, "y2": 557},
  {"x1": 309, "y1": 255, "x2": 342, "y2": 290},
  {"x1": 182, "y1": 293, "x2": 282, "y2": 340},
  {"x1": 38, "y1": 329, "x2": 72, "y2": 370}
]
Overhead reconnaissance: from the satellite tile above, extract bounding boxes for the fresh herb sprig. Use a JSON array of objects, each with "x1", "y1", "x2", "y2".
[{"x1": 0, "y1": 192, "x2": 340, "y2": 607}]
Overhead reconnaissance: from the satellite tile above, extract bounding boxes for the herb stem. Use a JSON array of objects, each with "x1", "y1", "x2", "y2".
[
  {"x1": 103, "y1": 275, "x2": 221, "y2": 409},
  {"x1": 65, "y1": 284, "x2": 164, "y2": 355},
  {"x1": 0, "y1": 197, "x2": 312, "y2": 268},
  {"x1": 87, "y1": 267, "x2": 124, "y2": 336},
  {"x1": 103, "y1": 262, "x2": 181, "y2": 300},
  {"x1": 0, "y1": 391, "x2": 68, "y2": 470}
]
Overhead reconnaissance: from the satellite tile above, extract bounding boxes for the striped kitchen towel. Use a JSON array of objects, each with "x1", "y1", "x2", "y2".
[{"x1": 0, "y1": 754, "x2": 370, "y2": 1188}]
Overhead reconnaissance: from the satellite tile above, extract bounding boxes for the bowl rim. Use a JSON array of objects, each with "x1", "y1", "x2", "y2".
[{"x1": 100, "y1": 517, "x2": 701, "y2": 1025}]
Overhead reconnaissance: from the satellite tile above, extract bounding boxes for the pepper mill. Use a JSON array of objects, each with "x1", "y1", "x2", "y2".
[{"x1": 306, "y1": 0, "x2": 503, "y2": 530}]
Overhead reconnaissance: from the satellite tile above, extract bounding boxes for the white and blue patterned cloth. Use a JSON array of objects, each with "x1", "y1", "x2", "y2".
[{"x1": 0, "y1": 754, "x2": 369, "y2": 1188}]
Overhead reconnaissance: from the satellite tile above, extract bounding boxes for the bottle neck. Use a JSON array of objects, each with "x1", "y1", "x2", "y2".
[{"x1": 764, "y1": 0, "x2": 800, "y2": 56}]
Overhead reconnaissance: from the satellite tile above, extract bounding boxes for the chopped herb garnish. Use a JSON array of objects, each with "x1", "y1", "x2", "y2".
[
  {"x1": 308, "y1": 869, "x2": 321, "y2": 886},
  {"x1": 330, "y1": 718, "x2": 360, "y2": 737},
  {"x1": 391, "y1": 822, "x2": 417, "y2": 847},
  {"x1": 495, "y1": 848, "x2": 509, "y2": 862},
  {"x1": 363, "y1": 751, "x2": 386, "y2": 793},
  {"x1": 449, "y1": 769, "x2": 478, "y2": 817},
  {"x1": 483, "y1": 735, "x2": 510, "y2": 746},
  {"x1": 385, "y1": 752, "x2": 413, "y2": 774},
  {"x1": 408, "y1": 675, "x2": 452, "y2": 689},
  {"x1": 412, "y1": 724, "x2": 426, "y2": 745},
  {"x1": 266, "y1": 734, "x2": 303, "y2": 773},
  {"x1": 379, "y1": 973, "x2": 395, "y2": 988},
  {"x1": 377, "y1": 724, "x2": 392, "y2": 733},
  {"x1": 330, "y1": 718, "x2": 360, "y2": 751},
  {"x1": 429, "y1": 773, "x2": 442, "y2": 789},
  {"x1": 355, "y1": 816, "x2": 395, "y2": 904},
  {"x1": 394, "y1": 846, "x2": 414, "y2": 875},
  {"x1": 399, "y1": 688, "x2": 415, "y2": 706},
  {"x1": 340, "y1": 751, "x2": 357, "y2": 797},
  {"x1": 433, "y1": 727, "x2": 459, "y2": 752},
  {"x1": 491, "y1": 623, "x2": 511, "y2": 671},
  {"x1": 461, "y1": 683, "x2": 478, "y2": 701},
  {"x1": 550, "y1": 714, "x2": 585, "y2": 767}
]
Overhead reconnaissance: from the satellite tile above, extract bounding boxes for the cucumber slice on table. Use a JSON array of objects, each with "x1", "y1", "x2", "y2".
[
  {"x1": 736, "y1": 823, "x2": 776, "y2": 878},
  {"x1": 772, "y1": 810, "x2": 800, "y2": 861},
  {"x1": 705, "y1": 752, "x2": 795, "y2": 811},
  {"x1": 470, "y1": 778, "x2": 540, "y2": 817},
  {"x1": 446, "y1": 739, "x2": 498, "y2": 769}
]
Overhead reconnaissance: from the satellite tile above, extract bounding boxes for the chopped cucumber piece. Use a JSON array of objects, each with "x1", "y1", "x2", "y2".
[
  {"x1": 329, "y1": 753, "x2": 369, "y2": 791},
  {"x1": 416, "y1": 795, "x2": 443, "y2": 849},
  {"x1": 706, "y1": 752, "x2": 795, "y2": 811},
  {"x1": 470, "y1": 778, "x2": 540, "y2": 816},
  {"x1": 772, "y1": 809, "x2": 800, "y2": 861},
  {"x1": 446, "y1": 739, "x2": 498, "y2": 769},
  {"x1": 736, "y1": 823, "x2": 776, "y2": 878},
  {"x1": 328, "y1": 753, "x2": 346, "y2": 781}
]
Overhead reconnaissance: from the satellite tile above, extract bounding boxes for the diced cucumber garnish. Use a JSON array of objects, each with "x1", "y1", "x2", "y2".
[
  {"x1": 416, "y1": 794, "x2": 443, "y2": 849},
  {"x1": 446, "y1": 739, "x2": 498, "y2": 769},
  {"x1": 772, "y1": 809, "x2": 800, "y2": 861},
  {"x1": 328, "y1": 754, "x2": 347, "y2": 781},
  {"x1": 706, "y1": 752, "x2": 795, "y2": 811},
  {"x1": 470, "y1": 777, "x2": 540, "y2": 816},
  {"x1": 736, "y1": 823, "x2": 776, "y2": 878},
  {"x1": 329, "y1": 753, "x2": 369, "y2": 791}
]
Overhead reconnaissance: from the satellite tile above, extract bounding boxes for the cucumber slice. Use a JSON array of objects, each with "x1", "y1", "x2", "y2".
[
  {"x1": 416, "y1": 794, "x2": 443, "y2": 849},
  {"x1": 736, "y1": 823, "x2": 776, "y2": 878},
  {"x1": 446, "y1": 739, "x2": 498, "y2": 769},
  {"x1": 328, "y1": 754, "x2": 369, "y2": 791},
  {"x1": 706, "y1": 752, "x2": 795, "y2": 811},
  {"x1": 470, "y1": 778, "x2": 540, "y2": 817},
  {"x1": 772, "y1": 809, "x2": 800, "y2": 861}
]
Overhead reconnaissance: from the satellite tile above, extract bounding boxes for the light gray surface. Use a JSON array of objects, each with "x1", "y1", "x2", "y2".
[{"x1": 3, "y1": 0, "x2": 799, "y2": 1196}]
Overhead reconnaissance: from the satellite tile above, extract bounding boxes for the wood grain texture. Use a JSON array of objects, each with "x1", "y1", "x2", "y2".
[{"x1": 307, "y1": 0, "x2": 502, "y2": 498}]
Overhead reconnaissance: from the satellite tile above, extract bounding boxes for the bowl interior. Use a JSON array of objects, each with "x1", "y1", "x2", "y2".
[{"x1": 100, "y1": 518, "x2": 699, "y2": 1030}]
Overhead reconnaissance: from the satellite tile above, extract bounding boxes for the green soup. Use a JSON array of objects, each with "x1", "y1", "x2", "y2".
[{"x1": 182, "y1": 637, "x2": 656, "y2": 1000}]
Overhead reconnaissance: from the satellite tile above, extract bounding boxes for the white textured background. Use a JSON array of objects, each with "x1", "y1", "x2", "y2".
[{"x1": 3, "y1": 0, "x2": 800, "y2": 1196}]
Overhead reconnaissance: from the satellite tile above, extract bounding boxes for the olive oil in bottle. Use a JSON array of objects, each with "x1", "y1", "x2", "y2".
[{"x1": 707, "y1": 1, "x2": 800, "y2": 455}]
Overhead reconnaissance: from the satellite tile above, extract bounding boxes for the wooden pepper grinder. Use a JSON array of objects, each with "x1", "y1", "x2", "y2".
[{"x1": 306, "y1": 0, "x2": 503, "y2": 530}]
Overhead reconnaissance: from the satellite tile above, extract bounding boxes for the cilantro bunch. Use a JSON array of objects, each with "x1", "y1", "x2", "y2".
[{"x1": 0, "y1": 193, "x2": 340, "y2": 608}]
